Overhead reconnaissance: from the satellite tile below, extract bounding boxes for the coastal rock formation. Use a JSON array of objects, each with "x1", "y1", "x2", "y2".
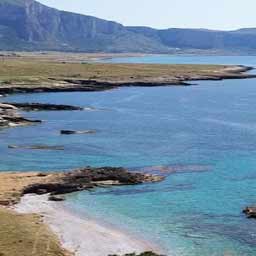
[
  {"x1": 3, "y1": 102, "x2": 84, "y2": 111},
  {"x1": 243, "y1": 207, "x2": 256, "y2": 218},
  {"x1": 22, "y1": 167, "x2": 164, "y2": 198},
  {"x1": 0, "y1": 103, "x2": 42, "y2": 128},
  {"x1": 0, "y1": 168, "x2": 163, "y2": 205}
]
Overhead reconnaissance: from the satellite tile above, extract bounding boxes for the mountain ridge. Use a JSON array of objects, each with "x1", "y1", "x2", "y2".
[{"x1": 0, "y1": 0, "x2": 255, "y2": 53}]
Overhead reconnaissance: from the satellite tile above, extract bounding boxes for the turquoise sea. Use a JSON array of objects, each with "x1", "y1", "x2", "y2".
[{"x1": 1, "y1": 56, "x2": 256, "y2": 255}]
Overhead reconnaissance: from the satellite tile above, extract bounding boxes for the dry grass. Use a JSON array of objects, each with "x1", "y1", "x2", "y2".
[
  {"x1": 0, "y1": 207, "x2": 71, "y2": 256},
  {"x1": 0, "y1": 172, "x2": 71, "y2": 256},
  {"x1": 0, "y1": 172, "x2": 62, "y2": 205},
  {"x1": 0, "y1": 57, "x2": 225, "y2": 84}
]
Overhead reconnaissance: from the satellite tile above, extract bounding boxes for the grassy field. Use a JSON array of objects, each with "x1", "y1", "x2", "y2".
[
  {"x1": 0, "y1": 173, "x2": 70, "y2": 255},
  {"x1": 0, "y1": 56, "x2": 226, "y2": 84},
  {"x1": 0, "y1": 207, "x2": 70, "y2": 256}
]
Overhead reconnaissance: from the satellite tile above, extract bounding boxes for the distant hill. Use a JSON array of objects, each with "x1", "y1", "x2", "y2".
[{"x1": 0, "y1": 0, "x2": 256, "y2": 54}]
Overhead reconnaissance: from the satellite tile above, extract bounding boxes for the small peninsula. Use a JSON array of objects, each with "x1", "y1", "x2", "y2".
[{"x1": 0, "y1": 53, "x2": 254, "y2": 96}]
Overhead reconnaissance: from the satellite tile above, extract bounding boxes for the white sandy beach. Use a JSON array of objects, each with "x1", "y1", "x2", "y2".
[{"x1": 14, "y1": 194, "x2": 159, "y2": 256}]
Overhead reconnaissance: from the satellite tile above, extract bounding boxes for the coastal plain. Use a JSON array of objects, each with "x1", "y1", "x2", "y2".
[
  {"x1": 0, "y1": 53, "x2": 255, "y2": 256},
  {"x1": 0, "y1": 53, "x2": 254, "y2": 95}
]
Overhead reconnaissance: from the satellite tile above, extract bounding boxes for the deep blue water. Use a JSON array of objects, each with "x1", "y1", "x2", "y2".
[{"x1": 1, "y1": 56, "x2": 256, "y2": 255}]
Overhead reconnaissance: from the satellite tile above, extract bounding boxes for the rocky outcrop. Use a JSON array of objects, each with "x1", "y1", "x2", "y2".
[
  {"x1": 0, "y1": 102, "x2": 86, "y2": 129},
  {"x1": 2, "y1": 102, "x2": 83, "y2": 111},
  {"x1": 243, "y1": 207, "x2": 256, "y2": 218},
  {"x1": 22, "y1": 167, "x2": 164, "y2": 197},
  {"x1": 0, "y1": 103, "x2": 41, "y2": 128}
]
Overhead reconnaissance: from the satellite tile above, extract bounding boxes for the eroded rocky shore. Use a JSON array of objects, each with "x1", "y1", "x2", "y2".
[
  {"x1": 0, "y1": 102, "x2": 84, "y2": 128},
  {"x1": 0, "y1": 103, "x2": 41, "y2": 128},
  {"x1": 0, "y1": 167, "x2": 164, "y2": 206}
]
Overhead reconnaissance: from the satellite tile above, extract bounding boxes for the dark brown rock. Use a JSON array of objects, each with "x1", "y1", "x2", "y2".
[
  {"x1": 22, "y1": 167, "x2": 163, "y2": 197},
  {"x1": 243, "y1": 206, "x2": 256, "y2": 218},
  {"x1": 0, "y1": 200, "x2": 11, "y2": 206},
  {"x1": 48, "y1": 195, "x2": 65, "y2": 202}
]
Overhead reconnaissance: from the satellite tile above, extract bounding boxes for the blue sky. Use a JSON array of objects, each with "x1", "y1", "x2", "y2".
[{"x1": 38, "y1": 0, "x2": 255, "y2": 30}]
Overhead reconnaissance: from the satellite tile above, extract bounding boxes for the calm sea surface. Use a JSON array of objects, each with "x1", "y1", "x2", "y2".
[{"x1": 1, "y1": 56, "x2": 256, "y2": 255}]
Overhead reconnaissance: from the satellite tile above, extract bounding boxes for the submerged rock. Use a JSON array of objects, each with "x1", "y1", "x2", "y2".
[
  {"x1": 8, "y1": 145, "x2": 64, "y2": 150},
  {"x1": 136, "y1": 164, "x2": 211, "y2": 175},
  {"x1": 243, "y1": 207, "x2": 256, "y2": 218},
  {"x1": 60, "y1": 130, "x2": 96, "y2": 135}
]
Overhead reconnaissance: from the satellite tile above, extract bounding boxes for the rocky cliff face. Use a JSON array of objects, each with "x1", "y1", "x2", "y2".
[{"x1": 0, "y1": 0, "x2": 256, "y2": 53}]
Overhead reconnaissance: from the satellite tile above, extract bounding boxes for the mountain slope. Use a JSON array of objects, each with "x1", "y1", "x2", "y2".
[
  {"x1": 127, "y1": 27, "x2": 256, "y2": 52},
  {"x1": 0, "y1": 0, "x2": 170, "y2": 52},
  {"x1": 0, "y1": 0, "x2": 255, "y2": 53}
]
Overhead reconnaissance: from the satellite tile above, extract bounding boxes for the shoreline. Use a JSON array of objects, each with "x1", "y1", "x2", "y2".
[
  {"x1": 14, "y1": 194, "x2": 163, "y2": 256},
  {"x1": 0, "y1": 57, "x2": 255, "y2": 255},
  {"x1": 0, "y1": 169, "x2": 164, "y2": 255},
  {"x1": 0, "y1": 64, "x2": 254, "y2": 129},
  {"x1": 0, "y1": 62, "x2": 254, "y2": 96}
]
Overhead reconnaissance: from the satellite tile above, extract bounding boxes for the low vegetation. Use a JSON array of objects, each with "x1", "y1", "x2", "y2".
[
  {"x1": 0, "y1": 55, "x2": 225, "y2": 85},
  {"x1": 0, "y1": 208, "x2": 70, "y2": 256}
]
